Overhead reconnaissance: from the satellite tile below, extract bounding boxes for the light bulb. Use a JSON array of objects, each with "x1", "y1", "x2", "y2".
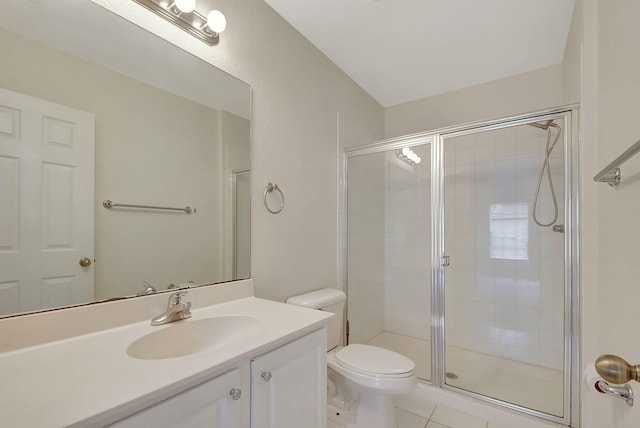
[
  {"x1": 174, "y1": 0, "x2": 195, "y2": 13},
  {"x1": 207, "y1": 10, "x2": 227, "y2": 33},
  {"x1": 401, "y1": 147, "x2": 410, "y2": 156},
  {"x1": 415, "y1": 156, "x2": 422, "y2": 164}
]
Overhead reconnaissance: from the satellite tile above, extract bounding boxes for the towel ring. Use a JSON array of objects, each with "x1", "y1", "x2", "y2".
[{"x1": 263, "y1": 182, "x2": 285, "y2": 214}]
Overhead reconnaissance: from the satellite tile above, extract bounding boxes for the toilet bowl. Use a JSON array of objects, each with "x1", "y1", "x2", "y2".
[
  {"x1": 286, "y1": 289, "x2": 417, "y2": 428},
  {"x1": 327, "y1": 344, "x2": 416, "y2": 427}
]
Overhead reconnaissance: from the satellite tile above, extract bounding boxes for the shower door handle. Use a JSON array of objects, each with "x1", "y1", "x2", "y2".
[{"x1": 442, "y1": 256, "x2": 450, "y2": 267}]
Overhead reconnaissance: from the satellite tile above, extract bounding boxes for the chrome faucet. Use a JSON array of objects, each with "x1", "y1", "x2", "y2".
[{"x1": 151, "y1": 291, "x2": 192, "y2": 326}]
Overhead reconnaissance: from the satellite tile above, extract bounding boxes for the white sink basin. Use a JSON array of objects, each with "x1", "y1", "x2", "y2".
[{"x1": 127, "y1": 315, "x2": 262, "y2": 360}]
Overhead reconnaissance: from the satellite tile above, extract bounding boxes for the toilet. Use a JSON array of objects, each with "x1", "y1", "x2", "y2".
[{"x1": 287, "y1": 288, "x2": 417, "y2": 428}]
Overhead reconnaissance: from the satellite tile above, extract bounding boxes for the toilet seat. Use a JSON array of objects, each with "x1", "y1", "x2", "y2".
[
  {"x1": 335, "y1": 344, "x2": 414, "y2": 378},
  {"x1": 327, "y1": 346, "x2": 417, "y2": 396}
]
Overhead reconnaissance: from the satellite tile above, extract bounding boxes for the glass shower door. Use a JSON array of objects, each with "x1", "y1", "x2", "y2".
[
  {"x1": 346, "y1": 139, "x2": 432, "y2": 381},
  {"x1": 441, "y1": 120, "x2": 566, "y2": 417}
]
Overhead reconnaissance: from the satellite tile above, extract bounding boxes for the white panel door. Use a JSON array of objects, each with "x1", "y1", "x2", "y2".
[
  {"x1": 0, "y1": 88, "x2": 94, "y2": 315},
  {"x1": 251, "y1": 329, "x2": 327, "y2": 428}
]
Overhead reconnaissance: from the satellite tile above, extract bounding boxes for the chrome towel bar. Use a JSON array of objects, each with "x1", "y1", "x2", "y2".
[
  {"x1": 593, "y1": 138, "x2": 640, "y2": 186},
  {"x1": 103, "y1": 200, "x2": 193, "y2": 213}
]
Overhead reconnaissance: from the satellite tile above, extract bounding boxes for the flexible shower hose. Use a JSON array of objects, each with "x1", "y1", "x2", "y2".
[{"x1": 532, "y1": 125, "x2": 561, "y2": 227}]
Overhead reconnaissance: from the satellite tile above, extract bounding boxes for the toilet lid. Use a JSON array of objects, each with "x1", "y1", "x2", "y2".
[{"x1": 335, "y1": 344, "x2": 415, "y2": 376}]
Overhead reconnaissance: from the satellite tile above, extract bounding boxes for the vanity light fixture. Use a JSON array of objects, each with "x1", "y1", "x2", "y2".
[
  {"x1": 396, "y1": 147, "x2": 421, "y2": 166},
  {"x1": 132, "y1": 0, "x2": 227, "y2": 46}
]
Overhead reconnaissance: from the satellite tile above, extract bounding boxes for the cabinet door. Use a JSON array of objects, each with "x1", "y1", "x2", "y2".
[
  {"x1": 110, "y1": 367, "x2": 250, "y2": 428},
  {"x1": 251, "y1": 329, "x2": 327, "y2": 428}
]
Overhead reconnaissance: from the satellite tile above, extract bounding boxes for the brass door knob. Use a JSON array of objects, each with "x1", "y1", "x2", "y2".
[
  {"x1": 79, "y1": 257, "x2": 92, "y2": 267},
  {"x1": 596, "y1": 354, "x2": 640, "y2": 384}
]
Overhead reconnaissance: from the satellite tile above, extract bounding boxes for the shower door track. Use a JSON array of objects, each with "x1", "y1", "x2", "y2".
[{"x1": 342, "y1": 105, "x2": 580, "y2": 427}]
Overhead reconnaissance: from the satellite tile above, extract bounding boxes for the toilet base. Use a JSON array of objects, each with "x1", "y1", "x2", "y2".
[{"x1": 327, "y1": 394, "x2": 397, "y2": 428}]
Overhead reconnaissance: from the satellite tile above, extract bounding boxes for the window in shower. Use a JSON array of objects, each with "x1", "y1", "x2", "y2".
[
  {"x1": 346, "y1": 139, "x2": 432, "y2": 382},
  {"x1": 489, "y1": 202, "x2": 529, "y2": 260}
]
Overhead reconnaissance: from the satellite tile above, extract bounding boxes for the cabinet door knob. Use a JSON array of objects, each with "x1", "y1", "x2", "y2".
[
  {"x1": 79, "y1": 257, "x2": 92, "y2": 267},
  {"x1": 261, "y1": 371, "x2": 272, "y2": 382},
  {"x1": 229, "y1": 388, "x2": 242, "y2": 400}
]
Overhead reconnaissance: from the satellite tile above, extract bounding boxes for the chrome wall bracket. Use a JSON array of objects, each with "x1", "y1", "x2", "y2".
[
  {"x1": 132, "y1": 0, "x2": 219, "y2": 46},
  {"x1": 593, "y1": 138, "x2": 640, "y2": 186},
  {"x1": 594, "y1": 167, "x2": 621, "y2": 186},
  {"x1": 595, "y1": 380, "x2": 634, "y2": 407}
]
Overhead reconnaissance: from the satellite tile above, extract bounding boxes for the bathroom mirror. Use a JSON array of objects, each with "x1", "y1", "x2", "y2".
[{"x1": 0, "y1": 0, "x2": 251, "y2": 318}]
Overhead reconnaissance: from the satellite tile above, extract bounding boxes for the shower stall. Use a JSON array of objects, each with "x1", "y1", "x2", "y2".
[{"x1": 343, "y1": 107, "x2": 578, "y2": 425}]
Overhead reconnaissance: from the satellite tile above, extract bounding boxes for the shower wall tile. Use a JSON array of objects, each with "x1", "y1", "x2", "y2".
[{"x1": 495, "y1": 140, "x2": 517, "y2": 160}]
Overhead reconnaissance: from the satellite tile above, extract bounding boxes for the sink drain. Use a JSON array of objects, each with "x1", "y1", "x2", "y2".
[{"x1": 445, "y1": 372, "x2": 458, "y2": 380}]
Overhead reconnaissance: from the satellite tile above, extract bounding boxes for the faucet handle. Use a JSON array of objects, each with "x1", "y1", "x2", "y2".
[
  {"x1": 137, "y1": 281, "x2": 157, "y2": 296},
  {"x1": 168, "y1": 290, "x2": 188, "y2": 306}
]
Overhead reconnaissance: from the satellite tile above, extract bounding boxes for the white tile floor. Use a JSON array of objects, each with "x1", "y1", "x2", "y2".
[
  {"x1": 396, "y1": 394, "x2": 494, "y2": 428},
  {"x1": 328, "y1": 391, "x2": 557, "y2": 428}
]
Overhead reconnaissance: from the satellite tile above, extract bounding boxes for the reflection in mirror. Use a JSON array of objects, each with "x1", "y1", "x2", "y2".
[{"x1": 0, "y1": 0, "x2": 251, "y2": 318}]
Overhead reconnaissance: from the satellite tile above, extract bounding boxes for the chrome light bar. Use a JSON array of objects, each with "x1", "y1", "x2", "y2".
[{"x1": 132, "y1": 0, "x2": 220, "y2": 46}]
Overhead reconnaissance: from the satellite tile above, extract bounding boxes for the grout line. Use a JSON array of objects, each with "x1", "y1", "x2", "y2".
[{"x1": 427, "y1": 404, "x2": 438, "y2": 420}]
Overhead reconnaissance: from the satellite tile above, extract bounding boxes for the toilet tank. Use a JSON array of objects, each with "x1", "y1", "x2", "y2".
[{"x1": 286, "y1": 288, "x2": 346, "y2": 351}]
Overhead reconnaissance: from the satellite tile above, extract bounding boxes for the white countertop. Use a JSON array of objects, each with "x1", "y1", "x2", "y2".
[{"x1": 0, "y1": 296, "x2": 332, "y2": 427}]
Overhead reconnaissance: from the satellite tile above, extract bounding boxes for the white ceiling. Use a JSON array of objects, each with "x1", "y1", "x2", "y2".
[{"x1": 264, "y1": 0, "x2": 576, "y2": 107}]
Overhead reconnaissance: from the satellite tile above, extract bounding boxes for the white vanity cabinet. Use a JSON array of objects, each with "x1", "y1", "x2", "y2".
[
  {"x1": 109, "y1": 367, "x2": 250, "y2": 428},
  {"x1": 251, "y1": 329, "x2": 327, "y2": 428}
]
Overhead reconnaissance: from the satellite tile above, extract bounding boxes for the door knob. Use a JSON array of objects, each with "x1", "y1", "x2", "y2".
[
  {"x1": 595, "y1": 354, "x2": 640, "y2": 384},
  {"x1": 261, "y1": 371, "x2": 272, "y2": 382},
  {"x1": 79, "y1": 257, "x2": 92, "y2": 267}
]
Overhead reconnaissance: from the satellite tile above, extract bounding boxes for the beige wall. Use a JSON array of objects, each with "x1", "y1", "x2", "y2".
[
  {"x1": 580, "y1": 0, "x2": 640, "y2": 426},
  {"x1": 0, "y1": 28, "x2": 240, "y2": 299},
  {"x1": 384, "y1": 64, "x2": 567, "y2": 138},
  {"x1": 563, "y1": 0, "x2": 583, "y2": 105}
]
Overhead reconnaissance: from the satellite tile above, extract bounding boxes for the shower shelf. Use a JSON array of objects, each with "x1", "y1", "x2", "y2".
[{"x1": 593, "y1": 138, "x2": 640, "y2": 186}]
